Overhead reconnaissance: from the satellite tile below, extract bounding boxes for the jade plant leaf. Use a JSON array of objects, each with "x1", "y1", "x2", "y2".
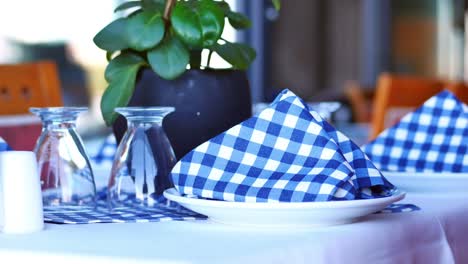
[
  {"x1": 114, "y1": 1, "x2": 141, "y2": 12},
  {"x1": 101, "y1": 53, "x2": 145, "y2": 125},
  {"x1": 126, "y1": 11, "x2": 165, "y2": 51},
  {"x1": 93, "y1": 18, "x2": 129, "y2": 52},
  {"x1": 170, "y1": 2, "x2": 202, "y2": 47},
  {"x1": 147, "y1": 35, "x2": 189, "y2": 80},
  {"x1": 198, "y1": 0, "x2": 225, "y2": 47},
  {"x1": 272, "y1": 0, "x2": 281, "y2": 10},
  {"x1": 141, "y1": 0, "x2": 165, "y2": 12},
  {"x1": 212, "y1": 42, "x2": 256, "y2": 70},
  {"x1": 216, "y1": 1, "x2": 231, "y2": 14},
  {"x1": 171, "y1": 0, "x2": 224, "y2": 48},
  {"x1": 104, "y1": 52, "x2": 145, "y2": 82},
  {"x1": 226, "y1": 11, "x2": 251, "y2": 29}
]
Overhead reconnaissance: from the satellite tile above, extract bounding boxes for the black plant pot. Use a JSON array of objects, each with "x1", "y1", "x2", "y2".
[{"x1": 113, "y1": 68, "x2": 252, "y2": 160}]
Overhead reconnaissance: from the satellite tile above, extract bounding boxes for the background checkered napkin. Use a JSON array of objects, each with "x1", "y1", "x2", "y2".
[
  {"x1": 91, "y1": 134, "x2": 116, "y2": 165},
  {"x1": 363, "y1": 91, "x2": 467, "y2": 173},
  {"x1": 0, "y1": 137, "x2": 10, "y2": 151},
  {"x1": 171, "y1": 89, "x2": 395, "y2": 202}
]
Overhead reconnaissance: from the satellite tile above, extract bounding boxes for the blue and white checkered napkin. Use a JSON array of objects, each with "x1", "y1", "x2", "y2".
[
  {"x1": 43, "y1": 191, "x2": 207, "y2": 224},
  {"x1": 0, "y1": 137, "x2": 10, "y2": 152},
  {"x1": 363, "y1": 91, "x2": 467, "y2": 173},
  {"x1": 170, "y1": 89, "x2": 395, "y2": 202}
]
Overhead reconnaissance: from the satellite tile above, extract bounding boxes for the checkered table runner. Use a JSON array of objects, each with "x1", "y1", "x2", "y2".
[
  {"x1": 171, "y1": 89, "x2": 395, "y2": 202},
  {"x1": 91, "y1": 134, "x2": 117, "y2": 166},
  {"x1": 363, "y1": 90, "x2": 468, "y2": 173},
  {"x1": 43, "y1": 195, "x2": 419, "y2": 224},
  {"x1": 377, "y1": 203, "x2": 420, "y2": 214},
  {"x1": 43, "y1": 195, "x2": 207, "y2": 224}
]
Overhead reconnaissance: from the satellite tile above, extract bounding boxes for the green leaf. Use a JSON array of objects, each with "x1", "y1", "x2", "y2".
[
  {"x1": 212, "y1": 42, "x2": 256, "y2": 70},
  {"x1": 93, "y1": 18, "x2": 129, "y2": 52},
  {"x1": 170, "y1": 2, "x2": 202, "y2": 47},
  {"x1": 101, "y1": 53, "x2": 145, "y2": 125},
  {"x1": 127, "y1": 8, "x2": 143, "y2": 17},
  {"x1": 216, "y1": 1, "x2": 231, "y2": 14},
  {"x1": 104, "y1": 52, "x2": 144, "y2": 82},
  {"x1": 227, "y1": 11, "x2": 251, "y2": 29},
  {"x1": 147, "y1": 35, "x2": 189, "y2": 80},
  {"x1": 126, "y1": 11, "x2": 165, "y2": 51},
  {"x1": 198, "y1": 0, "x2": 225, "y2": 47},
  {"x1": 141, "y1": 0, "x2": 165, "y2": 12},
  {"x1": 171, "y1": 0, "x2": 224, "y2": 48},
  {"x1": 114, "y1": 1, "x2": 141, "y2": 12},
  {"x1": 272, "y1": 0, "x2": 281, "y2": 10}
]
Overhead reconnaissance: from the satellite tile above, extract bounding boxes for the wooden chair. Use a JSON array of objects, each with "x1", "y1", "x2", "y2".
[
  {"x1": 369, "y1": 73, "x2": 446, "y2": 140},
  {"x1": 446, "y1": 81, "x2": 468, "y2": 105},
  {"x1": 343, "y1": 81, "x2": 375, "y2": 123},
  {"x1": 0, "y1": 61, "x2": 63, "y2": 150},
  {"x1": 0, "y1": 60, "x2": 63, "y2": 115}
]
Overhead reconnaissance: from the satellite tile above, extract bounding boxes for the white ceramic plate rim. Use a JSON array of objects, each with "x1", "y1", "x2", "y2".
[
  {"x1": 383, "y1": 171, "x2": 468, "y2": 180},
  {"x1": 163, "y1": 188, "x2": 405, "y2": 209}
]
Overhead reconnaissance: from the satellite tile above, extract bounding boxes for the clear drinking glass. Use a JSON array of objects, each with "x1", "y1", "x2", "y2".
[
  {"x1": 30, "y1": 107, "x2": 96, "y2": 211},
  {"x1": 108, "y1": 107, "x2": 177, "y2": 210}
]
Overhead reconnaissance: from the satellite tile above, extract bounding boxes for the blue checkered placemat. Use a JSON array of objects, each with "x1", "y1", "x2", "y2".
[
  {"x1": 91, "y1": 134, "x2": 116, "y2": 166},
  {"x1": 363, "y1": 90, "x2": 467, "y2": 173},
  {"x1": 377, "y1": 203, "x2": 420, "y2": 214},
  {"x1": 43, "y1": 195, "x2": 419, "y2": 224},
  {"x1": 43, "y1": 195, "x2": 207, "y2": 224},
  {"x1": 171, "y1": 89, "x2": 395, "y2": 202}
]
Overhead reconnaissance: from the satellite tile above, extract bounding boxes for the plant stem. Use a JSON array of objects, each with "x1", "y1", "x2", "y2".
[
  {"x1": 190, "y1": 50, "x2": 202, "y2": 69},
  {"x1": 164, "y1": 0, "x2": 177, "y2": 21},
  {"x1": 207, "y1": 50, "x2": 214, "y2": 68}
]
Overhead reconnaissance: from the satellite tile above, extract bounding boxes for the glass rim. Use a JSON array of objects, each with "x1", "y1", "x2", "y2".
[
  {"x1": 115, "y1": 106, "x2": 175, "y2": 112},
  {"x1": 29, "y1": 106, "x2": 88, "y2": 113}
]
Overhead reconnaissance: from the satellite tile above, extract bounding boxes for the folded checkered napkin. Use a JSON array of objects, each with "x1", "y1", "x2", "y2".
[
  {"x1": 170, "y1": 89, "x2": 394, "y2": 202},
  {"x1": 363, "y1": 91, "x2": 467, "y2": 173},
  {"x1": 0, "y1": 137, "x2": 10, "y2": 151}
]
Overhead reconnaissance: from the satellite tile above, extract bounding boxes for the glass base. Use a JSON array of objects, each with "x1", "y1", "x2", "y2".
[{"x1": 43, "y1": 197, "x2": 96, "y2": 212}]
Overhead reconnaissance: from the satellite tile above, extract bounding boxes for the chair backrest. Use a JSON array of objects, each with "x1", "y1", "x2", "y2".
[
  {"x1": 343, "y1": 80, "x2": 375, "y2": 123},
  {"x1": 0, "y1": 61, "x2": 63, "y2": 115},
  {"x1": 370, "y1": 73, "x2": 446, "y2": 139},
  {"x1": 446, "y1": 81, "x2": 468, "y2": 105}
]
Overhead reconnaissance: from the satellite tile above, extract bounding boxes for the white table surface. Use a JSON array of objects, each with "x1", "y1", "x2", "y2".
[{"x1": 0, "y1": 192, "x2": 467, "y2": 264}]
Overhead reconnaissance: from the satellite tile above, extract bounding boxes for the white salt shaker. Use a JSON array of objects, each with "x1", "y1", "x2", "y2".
[{"x1": 0, "y1": 151, "x2": 44, "y2": 234}]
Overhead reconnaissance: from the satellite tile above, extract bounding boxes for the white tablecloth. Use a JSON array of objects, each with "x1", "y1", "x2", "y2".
[{"x1": 0, "y1": 193, "x2": 467, "y2": 264}]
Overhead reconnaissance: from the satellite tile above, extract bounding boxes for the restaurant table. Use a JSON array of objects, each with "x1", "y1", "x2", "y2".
[{"x1": 0, "y1": 192, "x2": 467, "y2": 264}]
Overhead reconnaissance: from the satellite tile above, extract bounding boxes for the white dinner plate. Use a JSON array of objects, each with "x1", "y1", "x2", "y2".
[
  {"x1": 383, "y1": 171, "x2": 468, "y2": 193},
  {"x1": 163, "y1": 188, "x2": 405, "y2": 228}
]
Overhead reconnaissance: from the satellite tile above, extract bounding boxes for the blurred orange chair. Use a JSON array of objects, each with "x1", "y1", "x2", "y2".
[
  {"x1": 0, "y1": 60, "x2": 63, "y2": 115},
  {"x1": 344, "y1": 81, "x2": 375, "y2": 123},
  {"x1": 446, "y1": 81, "x2": 468, "y2": 104},
  {"x1": 369, "y1": 73, "x2": 468, "y2": 140},
  {"x1": 0, "y1": 61, "x2": 63, "y2": 150},
  {"x1": 369, "y1": 73, "x2": 446, "y2": 140}
]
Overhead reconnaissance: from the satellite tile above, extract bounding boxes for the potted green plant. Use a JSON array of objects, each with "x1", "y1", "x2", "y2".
[{"x1": 93, "y1": 0, "x2": 280, "y2": 159}]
